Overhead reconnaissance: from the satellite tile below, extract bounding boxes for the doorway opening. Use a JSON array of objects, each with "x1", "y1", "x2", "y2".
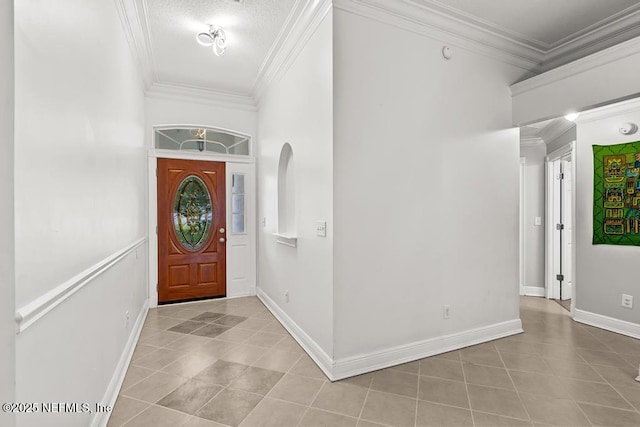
[{"x1": 546, "y1": 143, "x2": 576, "y2": 313}]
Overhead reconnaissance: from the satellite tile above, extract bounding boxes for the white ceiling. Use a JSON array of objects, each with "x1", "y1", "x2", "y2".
[
  {"x1": 124, "y1": 0, "x2": 640, "y2": 103},
  {"x1": 142, "y1": 0, "x2": 297, "y2": 95}
]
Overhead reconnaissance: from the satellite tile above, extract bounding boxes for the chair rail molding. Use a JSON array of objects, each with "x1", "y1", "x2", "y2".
[{"x1": 15, "y1": 237, "x2": 148, "y2": 334}]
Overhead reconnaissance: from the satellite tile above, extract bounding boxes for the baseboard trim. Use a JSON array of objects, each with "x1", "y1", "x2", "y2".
[
  {"x1": 574, "y1": 309, "x2": 640, "y2": 339},
  {"x1": 524, "y1": 286, "x2": 546, "y2": 297},
  {"x1": 332, "y1": 319, "x2": 523, "y2": 380},
  {"x1": 257, "y1": 286, "x2": 523, "y2": 381},
  {"x1": 94, "y1": 300, "x2": 149, "y2": 427},
  {"x1": 256, "y1": 288, "x2": 335, "y2": 380}
]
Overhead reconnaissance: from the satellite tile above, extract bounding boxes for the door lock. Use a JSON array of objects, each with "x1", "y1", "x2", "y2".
[
  {"x1": 219, "y1": 227, "x2": 225, "y2": 233},
  {"x1": 219, "y1": 237, "x2": 226, "y2": 243}
]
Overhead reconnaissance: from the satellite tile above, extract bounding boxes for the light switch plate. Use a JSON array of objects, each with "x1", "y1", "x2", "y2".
[
  {"x1": 316, "y1": 221, "x2": 327, "y2": 237},
  {"x1": 622, "y1": 294, "x2": 633, "y2": 309}
]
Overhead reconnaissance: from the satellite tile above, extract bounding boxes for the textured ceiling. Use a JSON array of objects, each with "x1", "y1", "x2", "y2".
[
  {"x1": 432, "y1": 0, "x2": 639, "y2": 49},
  {"x1": 145, "y1": 0, "x2": 297, "y2": 95}
]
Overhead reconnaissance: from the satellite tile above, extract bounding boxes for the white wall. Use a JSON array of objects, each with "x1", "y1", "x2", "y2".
[
  {"x1": 257, "y1": 13, "x2": 334, "y2": 358},
  {"x1": 575, "y1": 100, "x2": 640, "y2": 325},
  {"x1": 520, "y1": 145, "x2": 547, "y2": 290},
  {"x1": 332, "y1": 9, "x2": 525, "y2": 360},
  {"x1": 0, "y1": 1, "x2": 15, "y2": 426},
  {"x1": 14, "y1": 0, "x2": 148, "y2": 425}
]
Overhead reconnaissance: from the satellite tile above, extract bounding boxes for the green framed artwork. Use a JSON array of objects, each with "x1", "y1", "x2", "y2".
[{"x1": 593, "y1": 140, "x2": 640, "y2": 245}]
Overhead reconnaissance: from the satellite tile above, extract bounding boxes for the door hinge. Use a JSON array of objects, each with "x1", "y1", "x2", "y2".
[
  {"x1": 557, "y1": 173, "x2": 564, "y2": 180},
  {"x1": 156, "y1": 225, "x2": 158, "y2": 235},
  {"x1": 556, "y1": 223, "x2": 564, "y2": 230},
  {"x1": 156, "y1": 167, "x2": 158, "y2": 177},
  {"x1": 556, "y1": 274, "x2": 564, "y2": 281},
  {"x1": 156, "y1": 283, "x2": 158, "y2": 291}
]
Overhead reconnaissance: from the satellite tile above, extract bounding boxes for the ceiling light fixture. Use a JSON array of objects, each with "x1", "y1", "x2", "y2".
[{"x1": 197, "y1": 25, "x2": 227, "y2": 56}]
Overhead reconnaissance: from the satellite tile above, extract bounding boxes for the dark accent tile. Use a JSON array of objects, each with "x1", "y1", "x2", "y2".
[
  {"x1": 228, "y1": 367, "x2": 284, "y2": 395},
  {"x1": 157, "y1": 378, "x2": 224, "y2": 415},
  {"x1": 191, "y1": 324, "x2": 232, "y2": 338},
  {"x1": 169, "y1": 320, "x2": 209, "y2": 334},
  {"x1": 191, "y1": 312, "x2": 226, "y2": 323},
  {"x1": 196, "y1": 388, "x2": 263, "y2": 426},
  {"x1": 193, "y1": 360, "x2": 250, "y2": 386},
  {"x1": 214, "y1": 315, "x2": 248, "y2": 327}
]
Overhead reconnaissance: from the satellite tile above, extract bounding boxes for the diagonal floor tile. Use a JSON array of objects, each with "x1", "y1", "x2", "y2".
[
  {"x1": 416, "y1": 400, "x2": 473, "y2": 426},
  {"x1": 196, "y1": 388, "x2": 263, "y2": 427},
  {"x1": 579, "y1": 402, "x2": 640, "y2": 426},
  {"x1": 420, "y1": 358, "x2": 464, "y2": 381},
  {"x1": 193, "y1": 360, "x2": 250, "y2": 386},
  {"x1": 298, "y1": 408, "x2": 358, "y2": 427},
  {"x1": 311, "y1": 381, "x2": 368, "y2": 418},
  {"x1": 418, "y1": 376, "x2": 469, "y2": 409},
  {"x1": 370, "y1": 368, "x2": 419, "y2": 398},
  {"x1": 467, "y1": 384, "x2": 528, "y2": 419},
  {"x1": 520, "y1": 392, "x2": 590, "y2": 426},
  {"x1": 267, "y1": 374, "x2": 325, "y2": 405},
  {"x1": 228, "y1": 367, "x2": 284, "y2": 395},
  {"x1": 157, "y1": 378, "x2": 224, "y2": 415},
  {"x1": 238, "y1": 398, "x2": 306, "y2": 427},
  {"x1": 360, "y1": 390, "x2": 416, "y2": 427}
]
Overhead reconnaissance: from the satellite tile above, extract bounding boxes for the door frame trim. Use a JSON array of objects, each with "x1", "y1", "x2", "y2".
[
  {"x1": 545, "y1": 141, "x2": 577, "y2": 317},
  {"x1": 519, "y1": 157, "x2": 525, "y2": 296},
  {"x1": 147, "y1": 149, "x2": 256, "y2": 308}
]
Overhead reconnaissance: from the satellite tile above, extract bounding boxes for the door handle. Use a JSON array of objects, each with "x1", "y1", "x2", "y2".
[
  {"x1": 219, "y1": 237, "x2": 226, "y2": 243},
  {"x1": 220, "y1": 227, "x2": 225, "y2": 233}
]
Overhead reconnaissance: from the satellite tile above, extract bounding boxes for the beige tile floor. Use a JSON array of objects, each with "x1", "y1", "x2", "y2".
[{"x1": 109, "y1": 296, "x2": 640, "y2": 426}]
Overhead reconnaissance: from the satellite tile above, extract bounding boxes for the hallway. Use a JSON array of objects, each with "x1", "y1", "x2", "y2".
[{"x1": 109, "y1": 297, "x2": 640, "y2": 426}]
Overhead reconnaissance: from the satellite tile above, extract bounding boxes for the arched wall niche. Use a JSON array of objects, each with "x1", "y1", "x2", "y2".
[{"x1": 277, "y1": 143, "x2": 295, "y2": 236}]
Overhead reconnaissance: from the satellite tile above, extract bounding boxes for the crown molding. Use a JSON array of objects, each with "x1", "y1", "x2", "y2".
[
  {"x1": 146, "y1": 82, "x2": 257, "y2": 111},
  {"x1": 575, "y1": 96, "x2": 640, "y2": 124},
  {"x1": 520, "y1": 137, "x2": 545, "y2": 147},
  {"x1": 113, "y1": 0, "x2": 156, "y2": 90},
  {"x1": 543, "y1": 7, "x2": 640, "y2": 71},
  {"x1": 251, "y1": 0, "x2": 333, "y2": 102},
  {"x1": 510, "y1": 36, "x2": 640, "y2": 97},
  {"x1": 333, "y1": 0, "x2": 542, "y2": 72},
  {"x1": 539, "y1": 120, "x2": 575, "y2": 145},
  {"x1": 416, "y1": 0, "x2": 549, "y2": 52}
]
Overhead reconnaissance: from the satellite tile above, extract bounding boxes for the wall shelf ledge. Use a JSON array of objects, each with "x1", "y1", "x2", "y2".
[{"x1": 273, "y1": 233, "x2": 297, "y2": 248}]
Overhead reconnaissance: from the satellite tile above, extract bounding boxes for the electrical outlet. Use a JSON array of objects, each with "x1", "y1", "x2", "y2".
[
  {"x1": 622, "y1": 294, "x2": 633, "y2": 309},
  {"x1": 285, "y1": 290, "x2": 289, "y2": 303},
  {"x1": 443, "y1": 305, "x2": 450, "y2": 319},
  {"x1": 316, "y1": 221, "x2": 327, "y2": 237}
]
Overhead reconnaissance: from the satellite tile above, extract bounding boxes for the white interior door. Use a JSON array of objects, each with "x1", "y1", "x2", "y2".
[
  {"x1": 561, "y1": 156, "x2": 573, "y2": 301},
  {"x1": 550, "y1": 158, "x2": 562, "y2": 300}
]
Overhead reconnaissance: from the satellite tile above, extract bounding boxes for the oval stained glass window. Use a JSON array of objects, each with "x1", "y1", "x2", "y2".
[{"x1": 173, "y1": 175, "x2": 213, "y2": 250}]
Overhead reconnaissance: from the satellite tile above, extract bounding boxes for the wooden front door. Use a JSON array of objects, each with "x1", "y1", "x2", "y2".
[{"x1": 158, "y1": 158, "x2": 226, "y2": 303}]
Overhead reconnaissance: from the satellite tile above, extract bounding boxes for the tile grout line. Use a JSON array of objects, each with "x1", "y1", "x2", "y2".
[
  {"x1": 414, "y1": 361, "x2": 420, "y2": 427},
  {"x1": 355, "y1": 372, "x2": 373, "y2": 426},
  {"x1": 459, "y1": 358, "x2": 476, "y2": 427},
  {"x1": 495, "y1": 345, "x2": 533, "y2": 424}
]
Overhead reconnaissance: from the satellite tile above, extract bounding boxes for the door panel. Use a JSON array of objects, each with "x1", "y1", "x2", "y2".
[{"x1": 158, "y1": 158, "x2": 226, "y2": 303}]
